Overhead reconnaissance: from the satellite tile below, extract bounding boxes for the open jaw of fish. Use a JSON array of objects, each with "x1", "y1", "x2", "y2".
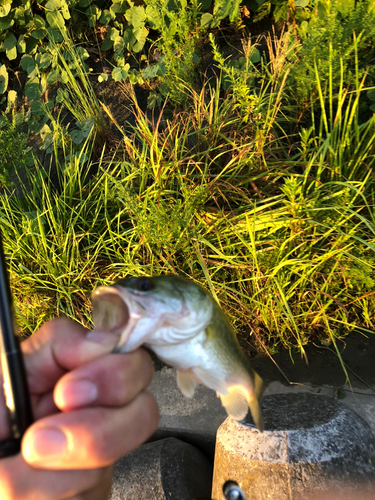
[
  {"x1": 91, "y1": 282, "x2": 264, "y2": 431},
  {"x1": 91, "y1": 284, "x2": 214, "y2": 356}
]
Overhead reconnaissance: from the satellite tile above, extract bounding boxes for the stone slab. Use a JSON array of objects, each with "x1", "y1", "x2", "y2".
[
  {"x1": 109, "y1": 437, "x2": 213, "y2": 500},
  {"x1": 212, "y1": 393, "x2": 375, "y2": 500}
]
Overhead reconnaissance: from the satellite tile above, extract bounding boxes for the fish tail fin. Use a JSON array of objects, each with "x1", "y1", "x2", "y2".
[
  {"x1": 219, "y1": 372, "x2": 264, "y2": 432},
  {"x1": 252, "y1": 369, "x2": 265, "y2": 403},
  {"x1": 249, "y1": 370, "x2": 265, "y2": 432}
]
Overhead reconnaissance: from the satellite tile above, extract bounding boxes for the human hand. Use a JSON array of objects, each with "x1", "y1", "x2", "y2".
[{"x1": 0, "y1": 317, "x2": 159, "y2": 499}]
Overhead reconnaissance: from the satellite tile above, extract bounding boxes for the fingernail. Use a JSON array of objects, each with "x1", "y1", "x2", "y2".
[
  {"x1": 23, "y1": 427, "x2": 67, "y2": 462},
  {"x1": 57, "y1": 379, "x2": 98, "y2": 409}
]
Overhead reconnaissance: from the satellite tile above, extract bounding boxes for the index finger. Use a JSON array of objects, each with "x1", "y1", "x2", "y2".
[{"x1": 23, "y1": 317, "x2": 120, "y2": 396}]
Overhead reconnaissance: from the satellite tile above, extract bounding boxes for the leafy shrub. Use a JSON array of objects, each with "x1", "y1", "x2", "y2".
[
  {"x1": 0, "y1": 110, "x2": 33, "y2": 188},
  {"x1": 0, "y1": 0, "x2": 245, "y2": 106},
  {"x1": 288, "y1": 0, "x2": 375, "y2": 107}
]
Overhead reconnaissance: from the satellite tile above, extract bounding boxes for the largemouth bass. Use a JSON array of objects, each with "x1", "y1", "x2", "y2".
[{"x1": 92, "y1": 275, "x2": 264, "y2": 431}]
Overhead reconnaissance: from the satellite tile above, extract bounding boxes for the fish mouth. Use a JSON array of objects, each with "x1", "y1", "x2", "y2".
[{"x1": 91, "y1": 286, "x2": 143, "y2": 352}]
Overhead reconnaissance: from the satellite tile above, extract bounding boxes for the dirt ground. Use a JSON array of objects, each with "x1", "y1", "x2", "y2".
[{"x1": 247, "y1": 331, "x2": 375, "y2": 391}]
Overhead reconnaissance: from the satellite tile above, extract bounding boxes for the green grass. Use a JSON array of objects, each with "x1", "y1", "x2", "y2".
[{"x1": 0, "y1": 22, "x2": 374, "y2": 365}]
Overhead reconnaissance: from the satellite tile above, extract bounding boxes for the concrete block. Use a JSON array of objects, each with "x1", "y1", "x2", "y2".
[
  {"x1": 109, "y1": 437, "x2": 213, "y2": 500},
  {"x1": 148, "y1": 366, "x2": 227, "y2": 459},
  {"x1": 212, "y1": 393, "x2": 375, "y2": 500}
]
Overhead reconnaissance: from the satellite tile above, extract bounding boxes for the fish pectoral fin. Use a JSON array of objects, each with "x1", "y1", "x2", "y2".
[
  {"x1": 192, "y1": 367, "x2": 228, "y2": 394},
  {"x1": 219, "y1": 385, "x2": 264, "y2": 432},
  {"x1": 219, "y1": 386, "x2": 249, "y2": 422},
  {"x1": 177, "y1": 369, "x2": 200, "y2": 398}
]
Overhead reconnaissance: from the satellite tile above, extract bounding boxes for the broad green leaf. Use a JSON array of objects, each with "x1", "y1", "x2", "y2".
[
  {"x1": 250, "y1": 47, "x2": 260, "y2": 63},
  {"x1": 6, "y1": 46, "x2": 17, "y2": 60},
  {"x1": 46, "y1": 69, "x2": 60, "y2": 84},
  {"x1": 76, "y1": 47, "x2": 89, "y2": 60},
  {"x1": 0, "y1": 15, "x2": 13, "y2": 30},
  {"x1": 99, "y1": 9, "x2": 113, "y2": 25},
  {"x1": 229, "y1": 0, "x2": 241, "y2": 22},
  {"x1": 40, "y1": 75, "x2": 47, "y2": 95},
  {"x1": 3, "y1": 32, "x2": 17, "y2": 51},
  {"x1": 125, "y1": 5, "x2": 146, "y2": 29},
  {"x1": 7, "y1": 89, "x2": 17, "y2": 103},
  {"x1": 295, "y1": 0, "x2": 309, "y2": 7},
  {"x1": 98, "y1": 73, "x2": 109, "y2": 82},
  {"x1": 5, "y1": 90, "x2": 17, "y2": 113},
  {"x1": 79, "y1": 0, "x2": 91, "y2": 7},
  {"x1": 20, "y1": 54, "x2": 36, "y2": 74},
  {"x1": 36, "y1": 52, "x2": 52, "y2": 70},
  {"x1": 108, "y1": 27, "x2": 120, "y2": 40},
  {"x1": 145, "y1": 5, "x2": 160, "y2": 29},
  {"x1": 46, "y1": 10, "x2": 65, "y2": 28},
  {"x1": 132, "y1": 26, "x2": 148, "y2": 52},
  {"x1": 33, "y1": 14, "x2": 46, "y2": 28},
  {"x1": 114, "y1": 35, "x2": 125, "y2": 52},
  {"x1": 213, "y1": 0, "x2": 234, "y2": 21},
  {"x1": 112, "y1": 66, "x2": 128, "y2": 81},
  {"x1": 47, "y1": 27, "x2": 63, "y2": 43},
  {"x1": 128, "y1": 69, "x2": 141, "y2": 85},
  {"x1": 17, "y1": 35, "x2": 26, "y2": 53},
  {"x1": 24, "y1": 76, "x2": 42, "y2": 100},
  {"x1": 86, "y1": 4, "x2": 101, "y2": 27},
  {"x1": 0, "y1": 2, "x2": 11, "y2": 17},
  {"x1": 56, "y1": 88, "x2": 69, "y2": 102},
  {"x1": 14, "y1": 6, "x2": 28, "y2": 24},
  {"x1": 26, "y1": 36, "x2": 38, "y2": 54},
  {"x1": 123, "y1": 26, "x2": 136, "y2": 49},
  {"x1": 45, "y1": 0, "x2": 61, "y2": 12},
  {"x1": 200, "y1": 12, "x2": 212, "y2": 28},
  {"x1": 0, "y1": 65, "x2": 8, "y2": 94},
  {"x1": 147, "y1": 92, "x2": 160, "y2": 109},
  {"x1": 155, "y1": 57, "x2": 166, "y2": 75},
  {"x1": 367, "y1": 89, "x2": 375, "y2": 102},
  {"x1": 101, "y1": 38, "x2": 113, "y2": 50},
  {"x1": 142, "y1": 64, "x2": 159, "y2": 79},
  {"x1": 31, "y1": 29, "x2": 46, "y2": 39},
  {"x1": 110, "y1": 0, "x2": 127, "y2": 14},
  {"x1": 60, "y1": 0, "x2": 70, "y2": 18},
  {"x1": 70, "y1": 129, "x2": 83, "y2": 144},
  {"x1": 114, "y1": 53, "x2": 125, "y2": 66},
  {"x1": 78, "y1": 118, "x2": 95, "y2": 137},
  {"x1": 30, "y1": 100, "x2": 45, "y2": 114}
]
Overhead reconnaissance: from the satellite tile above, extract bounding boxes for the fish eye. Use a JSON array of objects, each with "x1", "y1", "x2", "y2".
[{"x1": 137, "y1": 278, "x2": 153, "y2": 292}]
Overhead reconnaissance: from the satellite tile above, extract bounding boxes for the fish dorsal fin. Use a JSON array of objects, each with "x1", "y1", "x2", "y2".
[
  {"x1": 177, "y1": 369, "x2": 200, "y2": 398},
  {"x1": 192, "y1": 366, "x2": 228, "y2": 394}
]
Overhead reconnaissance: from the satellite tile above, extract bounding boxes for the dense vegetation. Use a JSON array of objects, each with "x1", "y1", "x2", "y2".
[{"x1": 0, "y1": 0, "x2": 375, "y2": 365}]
